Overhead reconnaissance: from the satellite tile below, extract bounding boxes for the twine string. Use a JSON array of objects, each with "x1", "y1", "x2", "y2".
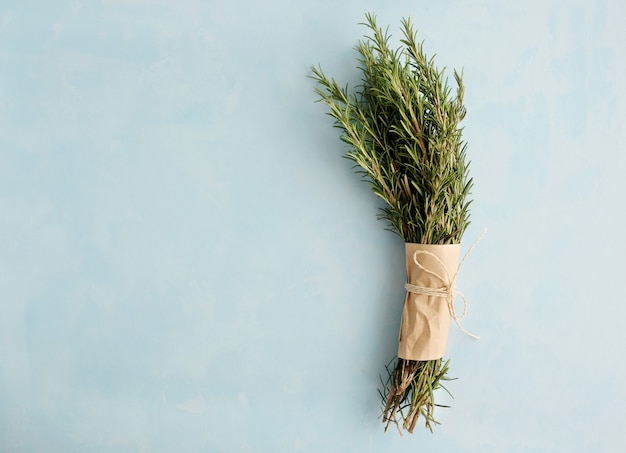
[{"x1": 404, "y1": 230, "x2": 486, "y2": 340}]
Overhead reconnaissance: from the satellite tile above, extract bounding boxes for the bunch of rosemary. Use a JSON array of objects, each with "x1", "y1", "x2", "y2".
[{"x1": 311, "y1": 14, "x2": 473, "y2": 433}]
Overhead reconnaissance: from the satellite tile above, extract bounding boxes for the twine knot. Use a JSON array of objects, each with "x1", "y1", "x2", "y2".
[{"x1": 404, "y1": 231, "x2": 485, "y2": 340}]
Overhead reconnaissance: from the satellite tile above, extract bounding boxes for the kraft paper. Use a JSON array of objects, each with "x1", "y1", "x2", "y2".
[{"x1": 397, "y1": 243, "x2": 461, "y2": 361}]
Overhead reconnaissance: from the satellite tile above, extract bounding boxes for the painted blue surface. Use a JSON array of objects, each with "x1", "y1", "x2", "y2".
[{"x1": 1, "y1": 1, "x2": 625, "y2": 452}]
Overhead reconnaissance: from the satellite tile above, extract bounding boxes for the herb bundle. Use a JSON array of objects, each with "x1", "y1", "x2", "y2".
[{"x1": 311, "y1": 14, "x2": 474, "y2": 433}]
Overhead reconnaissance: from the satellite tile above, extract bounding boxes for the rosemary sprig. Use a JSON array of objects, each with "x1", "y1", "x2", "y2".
[{"x1": 311, "y1": 13, "x2": 473, "y2": 433}]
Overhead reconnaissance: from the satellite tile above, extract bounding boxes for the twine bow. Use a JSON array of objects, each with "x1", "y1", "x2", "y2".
[{"x1": 404, "y1": 231, "x2": 486, "y2": 340}]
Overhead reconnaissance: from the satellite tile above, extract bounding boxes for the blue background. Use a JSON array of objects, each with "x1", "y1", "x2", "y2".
[{"x1": 1, "y1": 1, "x2": 625, "y2": 452}]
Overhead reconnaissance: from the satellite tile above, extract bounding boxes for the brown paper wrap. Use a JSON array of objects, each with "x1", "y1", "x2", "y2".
[{"x1": 397, "y1": 243, "x2": 461, "y2": 361}]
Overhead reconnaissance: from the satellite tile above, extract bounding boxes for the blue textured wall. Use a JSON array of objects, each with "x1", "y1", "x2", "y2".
[{"x1": 1, "y1": 1, "x2": 625, "y2": 452}]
